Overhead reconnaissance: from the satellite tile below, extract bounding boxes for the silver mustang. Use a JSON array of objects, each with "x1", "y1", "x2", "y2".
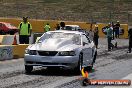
[{"x1": 24, "y1": 30, "x2": 97, "y2": 73}]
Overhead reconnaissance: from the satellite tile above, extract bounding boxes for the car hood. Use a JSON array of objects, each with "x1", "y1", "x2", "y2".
[{"x1": 28, "y1": 38, "x2": 81, "y2": 51}]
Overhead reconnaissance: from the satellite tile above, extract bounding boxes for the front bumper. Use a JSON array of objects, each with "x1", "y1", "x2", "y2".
[{"x1": 24, "y1": 54, "x2": 79, "y2": 69}]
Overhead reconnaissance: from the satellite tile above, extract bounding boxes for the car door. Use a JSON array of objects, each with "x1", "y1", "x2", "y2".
[{"x1": 82, "y1": 34, "x2": 93, "y2": 66}]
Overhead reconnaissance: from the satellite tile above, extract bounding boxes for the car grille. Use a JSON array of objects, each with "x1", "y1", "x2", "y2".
[
  {"x1": 38, "y1": 51, "x2": 58, "y2": 56},
  {"x1": 26, "y1": 61, "x2": 68, "y2": 66}
]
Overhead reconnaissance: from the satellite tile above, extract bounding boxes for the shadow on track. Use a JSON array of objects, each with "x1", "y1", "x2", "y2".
[{"x1": 25, "y1": 67, "x2": 79, "y2": 76}]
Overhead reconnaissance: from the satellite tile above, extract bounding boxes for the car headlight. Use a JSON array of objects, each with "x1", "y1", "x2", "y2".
[
  {"x1": 25, "y1": 49, "x2": 37, "y2": 55},
  {"x1": 58, "y1": 51, "x2": 76, "y2": 56},
  {"x1": 25, "y1": 49, "x2": 30, "y2": 54}
]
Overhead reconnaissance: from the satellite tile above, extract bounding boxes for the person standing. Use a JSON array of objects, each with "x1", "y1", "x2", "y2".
[
  {"x1": 115, "y1": 21, "x2": 120, "y2": 38},
  {"x1": 56, "y1": 24, "x2": 60, "y2": 30},
  {"x1": 106, "y1": 23, "x2": 113, "y2": 51},
  {"x1": 18, "y1": 17, "x2": 32, "y2": 44},
  {"x1": 111, "y1": 22, "x2": 115, "y2": 39},
  {"x1": 44, "y1": 23, "x2": 50, "y2": 32},
  {"x1": 60, "y1": 22, "x2": 66, "y2": 30},
  {"x1": 88, "y1": 29, "x2": 94, "y2": 41},
  {"x1": 127, "y1": 28, "x2": 132, "y2": 53},
  {"x1": 93, "y1": 25, "x2": 99, "y2": 48}
]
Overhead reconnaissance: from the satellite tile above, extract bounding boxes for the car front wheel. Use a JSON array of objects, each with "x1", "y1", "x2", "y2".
[
  {"x1": 74, "y1": 54, "x2": 83, "y2": 74},
  {"x1": 25, "y1": 65, "x2": 33, "y2": 73}
]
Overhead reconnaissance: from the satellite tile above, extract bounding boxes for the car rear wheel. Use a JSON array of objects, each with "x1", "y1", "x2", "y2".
[
  {"x1": 115, "y1": 42, "x2": 117, "y2": 48},
  {"x1": 86, "y1": 51, "x2": 97, "y2": 71},
  {"x1": 9, "y1": 30, "x2": 15, "y2": 35},
  {"x1": 25, "y1": 65, "x2": 33, "y2": 73},
  {"x1": 92, "y1": 51, "x2": 97, "y2": 66}
]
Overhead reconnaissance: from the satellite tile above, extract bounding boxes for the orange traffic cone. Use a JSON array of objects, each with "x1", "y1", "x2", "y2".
[{"x1": 12, "y1": 35, "x2": 18, "y2": 45}]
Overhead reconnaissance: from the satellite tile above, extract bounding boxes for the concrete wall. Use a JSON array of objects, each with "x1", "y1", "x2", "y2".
[
  {"x1": 13, "y1": 44, "x2": 29, "y2": 58},
  {"x1": 0, "y1": 45, "x2": 13, "y2": 60},
  {"x1": 0, "y1": 18, "x2": 92, "y2": 32},
  {"x1": 2, "y1": 35, "x2": 19, "y2": 45},
  {"x1": 0, "y1": 35, "x2": 34, "y2": 45},
  {"x1": 0, "y1": 45, "x2": 29, "y2": 60},
  {"x1": 0, "y1": 18, "x2": 129, "y2": 38}
]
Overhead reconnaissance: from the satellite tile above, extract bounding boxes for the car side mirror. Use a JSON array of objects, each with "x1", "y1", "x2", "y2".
[{"x1": 83, "y1": 42, "x2": 87, "y2": 46}]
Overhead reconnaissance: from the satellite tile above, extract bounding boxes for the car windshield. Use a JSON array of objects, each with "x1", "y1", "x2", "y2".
[{"x1": 38, "y1": 32, "x2": 81, "y2": 45}]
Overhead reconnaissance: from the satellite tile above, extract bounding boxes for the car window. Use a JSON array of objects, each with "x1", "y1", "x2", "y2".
[
  {"x1": 76, "y1": 27, "x2": 81, "y2": 30},
  {"x1": 86, "y1": 35, "x2": 91, "y2": 43},
  {"x1": 72, "y1": 34, "x2": 81, "y2": 45},
  {"x1": 38, "y1": 32, "x2": 81, "y2": 45},
  {"x1": 65, "y1": 26, "x2": 73, "y2": 30},
  {"x1": 82, "y1": 35, "x2": 90, "y2": 44}
]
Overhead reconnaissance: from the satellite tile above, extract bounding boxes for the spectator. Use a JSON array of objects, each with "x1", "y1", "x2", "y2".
[
  {"x1": 88, "y1": 29, "x2": 94, "y2": 41},
  {"x1": 60, "y1": 22, "x2": 66, "y2": 30},
  {"x1": 102, "y1": 26, "x2": 108, "y2": 35},
  {"x1": 44, "y1": 23, "x2": 50, "y2": 32},
  {"x1": 18, "y1": 17, "x2": 32, "y2": 44},
  {"x1": 56, "y1": 24, "x2": 60, "y2": 30},
  {"x1": 106, "y1": 23, "x2": 113, "y2": 51},
  {"x1": 88, "y1": 23, "x2": 94, "y2": 40},
  {"x1": 127, "y1": 28, "x2": 132, "y2": 53},
  {"x1": 115, "y1": 21, "x2": 120, "y2": 38},
  {"x1": 93, "y1": 25, "x2": 99, "y2": 48},
  {"x1": 111, "y1": 22, "x2": 115, "y2": 39}
]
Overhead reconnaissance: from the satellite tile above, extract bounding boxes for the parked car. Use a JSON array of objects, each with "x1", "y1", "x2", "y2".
[
  {"x1": 24, "y1": 30, "x2": 97, "y2": 73},
  {"x1": 65, "y1": 25, "x2": 81, "y2": 31},
  {"x1": 62, "y1": 25, "x2": 89, "y2": 36},
  {"x1": 0, "y1": 22, "x2": 18, "y2": 35}
]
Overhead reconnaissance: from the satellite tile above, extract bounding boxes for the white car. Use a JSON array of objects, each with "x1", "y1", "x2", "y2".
[
  {"x1": 62, "y1": 25, "x2": 88, "y2": 35},
  {"x1": 24, "y1": 30, "x2": 97, "y2": 73},
  {"x1": 65, "y1": 25, "x2": 81, "y2": 31}
]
